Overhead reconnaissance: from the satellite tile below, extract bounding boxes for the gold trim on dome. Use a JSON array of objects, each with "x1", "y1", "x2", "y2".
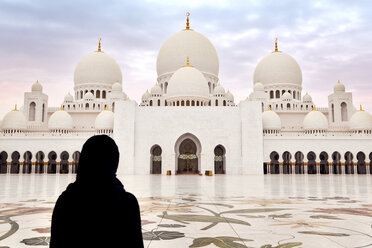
[
  {"x1": 186, "y1": 12, "x2": 190, "y2": 30},
  {"x1": 183, "y1": 56, "x2": 193, "y2": 67},
  {"x1": 98, "y1": 37, "x2": 102, "y2": 52},
  {"x1": 275, "y1": 37, "x2": 278, "y2": 52},
  {"x1": 183, "y1": 12, "x2": 193, "y2": 31}
]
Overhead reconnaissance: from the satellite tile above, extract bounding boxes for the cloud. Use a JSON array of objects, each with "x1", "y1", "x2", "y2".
[{"x1": 1, "y1": 0, "x2": 372, "y2": 118}]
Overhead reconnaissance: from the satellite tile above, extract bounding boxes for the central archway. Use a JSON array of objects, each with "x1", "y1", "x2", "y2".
[{"x1": 175, "y1": 133, "x2": 201, "y2": 174}]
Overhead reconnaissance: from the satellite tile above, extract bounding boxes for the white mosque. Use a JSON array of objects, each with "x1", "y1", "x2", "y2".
[{"x1": 1, "y1": 14, "x2": 372, "y2": 176}]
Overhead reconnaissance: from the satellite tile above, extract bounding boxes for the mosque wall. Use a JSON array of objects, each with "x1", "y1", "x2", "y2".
[
  {"x1": 263, "y1": 136, "x2": 372, "y2": 162},
  {"x1": 114, "y1": 101, "x2": 263, "y2": 175}
]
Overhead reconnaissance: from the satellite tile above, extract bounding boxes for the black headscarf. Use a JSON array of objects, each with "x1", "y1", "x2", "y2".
[
  {"x1": 50, "y1": 135, "x2": 144, "y2": 248},
  {"x1": 76, "y1": 135, "x2": 120, "y2": 185}
]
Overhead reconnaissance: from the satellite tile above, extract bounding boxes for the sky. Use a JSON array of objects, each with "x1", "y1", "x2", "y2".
[{"x1": 1, "y1": 0, "x2": 372, "y2": 118}]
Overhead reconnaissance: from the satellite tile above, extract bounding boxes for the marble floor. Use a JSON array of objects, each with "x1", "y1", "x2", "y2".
[{"x1": 0, "y1": 174, "x2": 371, "y2": 247}]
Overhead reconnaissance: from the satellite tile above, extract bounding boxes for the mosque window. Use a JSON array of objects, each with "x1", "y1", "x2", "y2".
[
  {"x1": 80, "y1": 91, "x2": 83, "y2": 99},
  {"x1": 42, "y1": 104, "x2": 45, "y2": 122},
  {"x1": 181, "y1": 100, "x2": 185, "y2": 106},
  {"x1": 287, "y1": 103, "x2": 291, "y2": 110},
  {"x1": 186, "y1": 100, "x2": 190, "y2": 106},
  {"x1": 215, "y1": 100, "x2": 218, "y2": 106},
  {"x1": 192, "y1": 100, "x2": 195, "y2": 106},
  {"x1": 330, "y1": 104, "x2": 335, "y2": 122},
  {"x1": 85, "y1": 103, "x2": 89, "y2": 109},
  {"x1": 293, "y1": 91, "x2": 296, "y2": 99},
  {"x1": 90, "y1": 90, "x2": 94, "y2": 96},
  {"x1": 158, "y1": 99, "x2": 160, "y2": 106},
  {"x1": 96, "y1": 90, "x2": 100, "y2": 98},
  {"x1": 150, "y1": 100, "x2": 153, "y2": 106},
  {"x1": 197, "y1": 101, "x2": 199, "y2": 106},
  {"x1": 270, "y1": 91, "x2": 274, "y2": 99},
  {"x1": 223, "y1": 100, "x2": 226, "y2": 106},
  {"x1": 164, "y1": 82, "x2": 168, "y2": 94},
  {"x1": 177, "y1": 101, "x2": 180, "y2": 106},
  {"x1": 29, "y1": 102, "x2": 36, "y2": 121},
  {"x1": 275, "y1": 90, "x2": 280, "y2": 98},
  {"x1": 102, "y1": 91, "x2": 106, "y2": 99},
  {"x1": 341, "y1": 102, "x2": 348, "y2": 121}
]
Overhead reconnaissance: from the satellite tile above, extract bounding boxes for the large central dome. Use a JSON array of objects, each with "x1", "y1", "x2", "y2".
[{"x1": 156, "y1": 28, "x2": 219, "y2": 77}]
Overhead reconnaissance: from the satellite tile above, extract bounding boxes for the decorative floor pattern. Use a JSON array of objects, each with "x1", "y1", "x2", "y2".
[{"x1": 0, "y1": 174, "x2": 371, "y2": 247}]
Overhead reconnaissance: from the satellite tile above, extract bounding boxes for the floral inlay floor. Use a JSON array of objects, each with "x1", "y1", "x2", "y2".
[{"x1": 0, "y1": 174, "x2": 371, "y2": 247}]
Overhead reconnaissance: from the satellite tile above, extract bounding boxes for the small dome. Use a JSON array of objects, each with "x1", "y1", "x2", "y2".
[
  {"x1": 74, "y1": 51, "x2": 122, "y2": 87},
  {"x1": 282, "y1": 91, "x2": 292, "y2": 101},
  {"x1": 226, "y1": 90, "x2": 234, "y2": 102},
  {"x1": 167, "y1": 66, "x2": 209, "y2": 99},
  {"x1": 254, "y1": 82, "x2": 264, "y2": 92},
  {"x1": 262, "y1": 110, "x2": 281, "y2": 130},
  {"x1": 31, "y1": 80, "x2": 43, "y2": 92},
  {"x1": 64, "y1": 92, "x2": 73, "y2": 102},
  {"x1": 112, "y1": 82, "x2": 122, "y2": 92},
  {"x1": 95, "y1": 110, "x2": 114, "y2": 130},
  {"x1": 334, "y1": 80, "x2": 345, "y2": 93},
  {"x1": 303, "y1": 92, "x2": 312, "y2": 103},
  {"x1": 254, "y1": 51, "x2": 302, "y2": 87},
  {"x1": 349, "y1": 109, "x2": 372, "y2": 131},
  {"x1": 303, "y1": 110, "x2": 328, "y2": 130},
  {"x1": 2, "y1": 108, "x2": 27, "y2": 131},
  {"x1": 214, "y1": 83, "x2": 225, "y2": 95},
  {"x1": 48, "y1": 110, "x2": 73, "y2": 131},
  {"x1": 151, "y1": 84, "x2": 162, "y2": 95},
  {"x1": 157, "y1": 29, "x2": 219, "y2": 77},
  {"x1": 84, "y1": 92, "x2": 94, "y2": 100},
  {"x1": 142, "y1": 90, "x2": 150, "y2": 101}
]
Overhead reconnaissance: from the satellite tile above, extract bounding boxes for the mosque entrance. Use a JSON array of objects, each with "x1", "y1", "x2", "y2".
[
  {"x1": 214, "y1": 145, "x2": 225, "y2": 174},
  {"x1": 177, "y1": 138, "x2": 199, "y2": 174},
  {"x1": 151, "y1": 145, "x2": 162, "y2": 174}
]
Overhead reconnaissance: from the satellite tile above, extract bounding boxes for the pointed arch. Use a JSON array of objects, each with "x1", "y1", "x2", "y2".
[{"x1": 174, "y1": 133, "x2": 202, "y2": 174}]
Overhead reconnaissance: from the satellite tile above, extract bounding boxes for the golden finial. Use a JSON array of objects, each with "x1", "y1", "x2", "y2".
[
  {"x1": 14, "y1": 104, "x2": 17, "y2": 111},
  {"x1": 98, "y1": 38, "x2": 102, "y2": 52},
  {"x1": 360, "y1": 105, "x2": 363, "y2": 111},
  {"x1": 183, "y1": 56, "x2": 193, "y2": 67},
  {"x1": 275, "y1": 37, "x2": 278, "y2": 52},
  {"x1": 186, "y1": 12, "x2": 190, "y2": 30}
]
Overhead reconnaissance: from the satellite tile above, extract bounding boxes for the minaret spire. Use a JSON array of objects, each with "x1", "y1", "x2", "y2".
[
  {"x1": 186, "y1": 12, "x2": 190, "y2": 30},
  {"x1": 98, "y1": 37, "x2": 102, "y2": 52},
  {"x1": 275, "y1": 37, "x2": 278, "y2": 52}
]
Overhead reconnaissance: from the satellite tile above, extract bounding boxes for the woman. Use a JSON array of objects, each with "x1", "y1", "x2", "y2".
[{"x1": 50, "y1": 135, "x2": 144, "y2": 247}]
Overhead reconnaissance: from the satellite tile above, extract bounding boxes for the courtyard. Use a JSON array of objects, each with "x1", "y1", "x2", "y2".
[{"x1": 0, "y1": 174, "x2": 371, "y2": 247}]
